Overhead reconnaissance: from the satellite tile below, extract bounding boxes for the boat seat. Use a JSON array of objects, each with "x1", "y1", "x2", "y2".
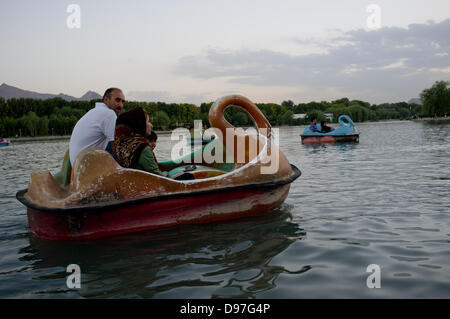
[
  {"x1": 26, "y1": 169, "x2": 69, "y2": 207},
  {"x1": 70, "y1": 147, "x2": 121, "y2": 192}
]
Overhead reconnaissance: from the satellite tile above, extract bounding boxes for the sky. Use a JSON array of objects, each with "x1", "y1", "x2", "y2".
[{"x1": 1, "y1": 0, "x2": 449, "y2": 105}]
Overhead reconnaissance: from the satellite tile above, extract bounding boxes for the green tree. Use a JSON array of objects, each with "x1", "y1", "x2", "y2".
[
  {"x1": 420, "y1": 81, "x2": 450, "y2": 117},
  {"x1": 1, "y1": 117, "x2": 16, "y2": 136},
  {"x1": 153, "y1": 110, "x2": 171, "y2": 129},
  {"x1": 332, "y1": 97, "x2": 349, "y2": 106},
  {"x1": 200, "y1": 102, "x2": 213, "y2": 114},
  {"x1": 37, "y1": 116, "x2": 49, "y2": 136},
  {"x1": 21, "y1": 111, "x2": 40, "y2": 136},
  {"x1": 0, "y1": 118, "x2": 5, "y2": 137},
  {"x1": 281, "y1": 100, "x2": 295, "y2": 111},
  {"x1": 348, "y1": 105, "x2": 368, "y2": 122},
  {"x1": 368, "y1": 110, "x2": 378, "y2": 121},
  {"x1": 306, "y1": 110, "x2": 326, "y2": 123},
  {"x1": 146, "y1": 102, "x2": 158, "y2": 119},
  {"x1": 0, "y1": 98, "x2": 8, "y2": 117},
  {"x1": 278, "y1": 110, "x2": 294, "y2": 125},
  {"x1": 349, "y1": 100, "x2": 370, "y2": 108},
  {"x1": 329, "y1": 107, "x2": 350, "y2": 121},
  {"x1": 412, "y1": 104, "x2": 423, "y2": 117},
  {"x1": 233, "y1": 112, "x2": 249, "y2": 126},
  {"x1": 397, "y1": 108, "x2": 410, "y2": 120},
  {"x1": 224, "y1": 107, "x2": 251, "y2": 126}
]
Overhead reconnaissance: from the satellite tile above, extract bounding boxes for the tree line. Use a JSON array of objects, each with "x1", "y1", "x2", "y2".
[{"x1": 1, "y1": 81, "x2": 448, "y2": 137}]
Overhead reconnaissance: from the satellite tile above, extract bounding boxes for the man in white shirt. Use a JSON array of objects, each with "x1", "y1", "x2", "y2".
[{"x1": 69, "y1": 88, "x2": 125, "y2": 165}]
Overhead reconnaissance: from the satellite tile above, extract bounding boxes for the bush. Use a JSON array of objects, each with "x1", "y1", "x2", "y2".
[
  {"x1": 152, "y1": 111, "x2": 171, "y2": 129},
  {"x1": 348, "y1": 105, "x2": 368, "y2": 122},
  {"x1": 306, "y1": 110, "x2": 326, "y2": 123}
]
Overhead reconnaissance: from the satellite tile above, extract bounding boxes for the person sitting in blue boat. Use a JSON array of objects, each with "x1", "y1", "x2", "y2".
[
  {"x1": 111, "y1": 107, "x2": 163, "y2": 176},
  {"x1": 309, "y1": 117, "x2": 320, "y2": 133},
  {"x1": 320, "y1": 120, "x2": 335, "y2": 133}
]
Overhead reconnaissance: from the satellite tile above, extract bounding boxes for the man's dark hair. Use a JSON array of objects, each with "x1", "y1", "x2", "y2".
[
  {"x1": 148, "y1": 130, "x2": 158, "y2": 142},
  {"x1": 103, "y1": 88, "x2": 122, "y2": 100},
  {"x1": 311, "y1": 117, "x2": 316, "y2": 122}
]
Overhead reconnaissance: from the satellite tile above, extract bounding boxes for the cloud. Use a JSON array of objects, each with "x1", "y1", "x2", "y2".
[
  {"x1": 127, "y1": 90, "x2": 173, "y2": 102},
  {"x1": 174, "y1": 19, "x2": 450, "y2": 102}
]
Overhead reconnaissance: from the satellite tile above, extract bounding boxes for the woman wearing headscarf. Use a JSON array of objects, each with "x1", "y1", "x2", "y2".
[{"x1": 111, "y1": 107, "x2": 163, "y2": 175}]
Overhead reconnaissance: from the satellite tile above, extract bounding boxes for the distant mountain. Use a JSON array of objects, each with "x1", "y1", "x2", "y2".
[
  {"x1": 80, "y1": 90, "x2": 102, "y2": 100},
  {"x1": 0, "y1": 83, "x2": 101, "y2": 101},
  {"x1": 408, "y1": 98, "x2": 422, "y2": 105}
]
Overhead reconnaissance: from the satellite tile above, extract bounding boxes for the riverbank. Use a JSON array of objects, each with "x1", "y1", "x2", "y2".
[
  {"x1": 9, "y1": 135, "x2": 71, "y2": 143},
  {"x1": 413, "y1": 117, "x2": 450, "y2": 124},
  {"x1": 8, "y1": 130, "x2": 175, "y2": 143}
]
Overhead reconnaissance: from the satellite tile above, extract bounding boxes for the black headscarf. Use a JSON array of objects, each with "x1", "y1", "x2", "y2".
[
  {"x1": 111, "y1": 107, "x2": 150, "y2": 168},
  {"x1": 115, "y1": 107, "x2": 147, "y2": 137}
]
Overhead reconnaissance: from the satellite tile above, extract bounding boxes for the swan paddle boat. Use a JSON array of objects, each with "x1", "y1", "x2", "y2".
[
  {"x1": 301, "y1": 115, "x2": 359, "y2": 144},
  {"x1": 16, "y1": 95, "x2": 301, "y2": 240}
]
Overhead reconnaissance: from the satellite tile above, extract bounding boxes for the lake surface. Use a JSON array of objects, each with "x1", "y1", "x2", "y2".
[{"x1": 0, "y1": 121, "x2": 449, "y2": 298}]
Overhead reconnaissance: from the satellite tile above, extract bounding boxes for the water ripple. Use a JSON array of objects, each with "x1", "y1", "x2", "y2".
[{"x1": 1, "y1": 123, "x2": 450, "y2": 298}]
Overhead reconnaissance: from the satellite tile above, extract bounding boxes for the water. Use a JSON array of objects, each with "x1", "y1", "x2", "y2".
[{"x1": 0, "y1": 121, "x2": 449, "y2": 298}]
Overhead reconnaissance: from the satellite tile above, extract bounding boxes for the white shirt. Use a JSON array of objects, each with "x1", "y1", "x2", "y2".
[{"x1": 69, "y1": 102, "x2": 117, "y2": 164}]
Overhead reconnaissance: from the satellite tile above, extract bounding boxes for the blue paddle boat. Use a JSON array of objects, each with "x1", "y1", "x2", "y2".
[{"x1": 301, "y1": 115, "x2": 359, "y2": 144}]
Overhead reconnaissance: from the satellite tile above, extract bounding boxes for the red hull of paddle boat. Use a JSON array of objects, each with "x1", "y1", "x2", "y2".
[
  {"x1": 19, "y1": 183, "x2": 293, "y2": 241},
  {"x1": 301, "y1": 134, "x2": 359, "y2": 144},
  {"x1": 302, "y1": 136, "x2": 336, "y2": 144}
]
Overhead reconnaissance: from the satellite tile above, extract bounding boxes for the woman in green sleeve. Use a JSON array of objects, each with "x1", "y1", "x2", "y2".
[{"x1": 111, "y1": 107, "x2": 163, "y2": 176}]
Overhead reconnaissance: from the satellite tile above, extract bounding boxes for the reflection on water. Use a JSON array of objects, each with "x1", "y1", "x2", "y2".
[
  {"x1": 1, "y1": 121, "x2": 450, "y2": 298},
  {"x1": 19, "y1": 208, "x2": 304, "y2": 298},
  {"x1": 302, "y1": 142, "x2": 359, "y2": 155}
]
